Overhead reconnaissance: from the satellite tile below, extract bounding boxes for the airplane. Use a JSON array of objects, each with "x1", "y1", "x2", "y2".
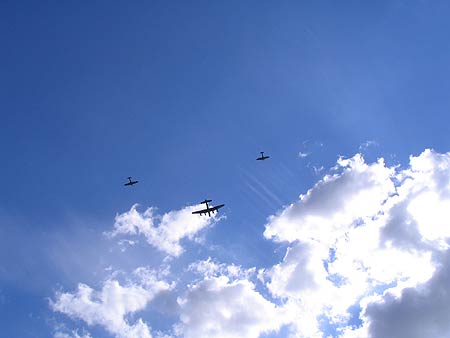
[
  {"x1": 192, "y1": 199, "x2": 225, "y2": 217},
  {"x1": 256, "y1": 151, "x2": 270, "y2": 161},
  {"x1": 124, "y1": 176, "x2": 139, "y2": 186}
]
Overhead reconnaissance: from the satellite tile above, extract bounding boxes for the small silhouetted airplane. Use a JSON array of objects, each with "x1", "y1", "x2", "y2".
[
  {"x1": 124, "y1": 176, "x2": 139, "y2": 186},
  {"x1": 256, "y1": 151, "x2": 270, "y2": 161},
  {"x1": 192, "y1": 199, "x2": 225, "y2": 217}
]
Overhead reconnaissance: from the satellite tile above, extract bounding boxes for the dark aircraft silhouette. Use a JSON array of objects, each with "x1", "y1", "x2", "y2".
[
  {"x1": 124, "y1": 176, "x2": 139, "y2": 186},
  {"x1": 256, "y1": 152, "x2": 270, "y2": 161},
  {"x1": 192, "y1": 199, "x2": 225, "y2": 217}
]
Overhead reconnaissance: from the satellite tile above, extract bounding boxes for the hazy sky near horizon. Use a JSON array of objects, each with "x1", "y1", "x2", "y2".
[{"x1": 2, "y1": 1, "x2": 450, "y2": 337}]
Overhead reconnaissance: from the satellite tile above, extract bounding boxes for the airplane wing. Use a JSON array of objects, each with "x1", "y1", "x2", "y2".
[
  {"x1": 210, "y1": 204, "x2": 225, "y2": 211},
  {"x1": 192, "y1": 208, "x2": 208, "y2": 215},
  {"x1": 191, "y1": 204, "x2": 224, "y2": 214}
]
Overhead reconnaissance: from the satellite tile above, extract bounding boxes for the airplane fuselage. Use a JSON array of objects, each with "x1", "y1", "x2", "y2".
[{"x1": 203, "y1": 201, "x2": 212, "y2": 216}]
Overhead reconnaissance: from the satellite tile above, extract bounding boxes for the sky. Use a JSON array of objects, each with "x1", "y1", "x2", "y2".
[{"x1": 2, "y1": 1, "x2": 450, "y2": 337}]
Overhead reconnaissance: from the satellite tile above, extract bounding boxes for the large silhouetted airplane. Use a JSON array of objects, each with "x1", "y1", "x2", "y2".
[{"x1": 192, "y1": 199, "x2": 225, "y2": 217}]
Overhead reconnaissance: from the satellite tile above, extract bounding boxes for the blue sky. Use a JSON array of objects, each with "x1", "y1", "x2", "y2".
[{"x1": 2, "y1": 1, "x2": 450, "y2": 337}]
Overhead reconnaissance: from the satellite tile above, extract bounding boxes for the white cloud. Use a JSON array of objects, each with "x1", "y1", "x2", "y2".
[
  {"x1": 108, "y1": 204, "x2": 219, "y2": 256},
  {"x1": 54, "y1": 331, "x2": 93, "y2": 338},
  {"x1": 298, "y1": 151, "x2": 310, "y2": 158},
  {"x1": 267, "y1": 241, "x2": 330, "y2": 298},
  {"x1": 175, "y1": 275, "x2": 288, "y2": 338},
  {"x1": 263, "y1": 149, "x2": 450, "y2": 337},
  {"x1": 188, "y1": 257, "x2": 256, "y2": 281},
  {"x1": 356, "y1": 149, "x2": 450, "y2": 338},
  {"x1": 264, "y1": 154, "x2": 396, "y2": 246},
  {"x1": 52, "y1": 268, "x2": 172, "y2": 338},
  {"x1": 299, "y1": 140, "x2": 324, "y2": 157},
  {"x1": 349, "y1": 249, "x2": 450, "y2": 338},
  {"x1": 358, "y1": 140, "x2": 378, "y2": 152}
]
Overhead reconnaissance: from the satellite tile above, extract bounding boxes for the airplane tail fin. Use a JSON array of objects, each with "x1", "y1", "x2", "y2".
[{"x1": 201, "y1": 199, "x2": 212, "y2": 204}]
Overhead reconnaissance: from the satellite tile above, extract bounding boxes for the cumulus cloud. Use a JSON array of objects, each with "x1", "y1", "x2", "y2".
[
  {"x1": 364, "y1": 250, "x2": 450, "y2": 338},
  {"x1": 267, "y1": 241, "x2": 330, "y2": 297},
  {"x1": 175, "y1": 275, "x2": 287, "y2": 338},
  {"x1": 51, "y1": 268, "x2": 172, "y2": 338},
  {"x1": 262, "y1": 149, "x2": 450, "y2": 337},
  {"x1": 264, "y1": 154, "x2": 396, "y2": 246},
  {"x1": 170, "y1": 258, "x2": 285, "y2": 338},
  {"x1": 108, "y1": 204, "x2": 219, "y2": 256}
]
